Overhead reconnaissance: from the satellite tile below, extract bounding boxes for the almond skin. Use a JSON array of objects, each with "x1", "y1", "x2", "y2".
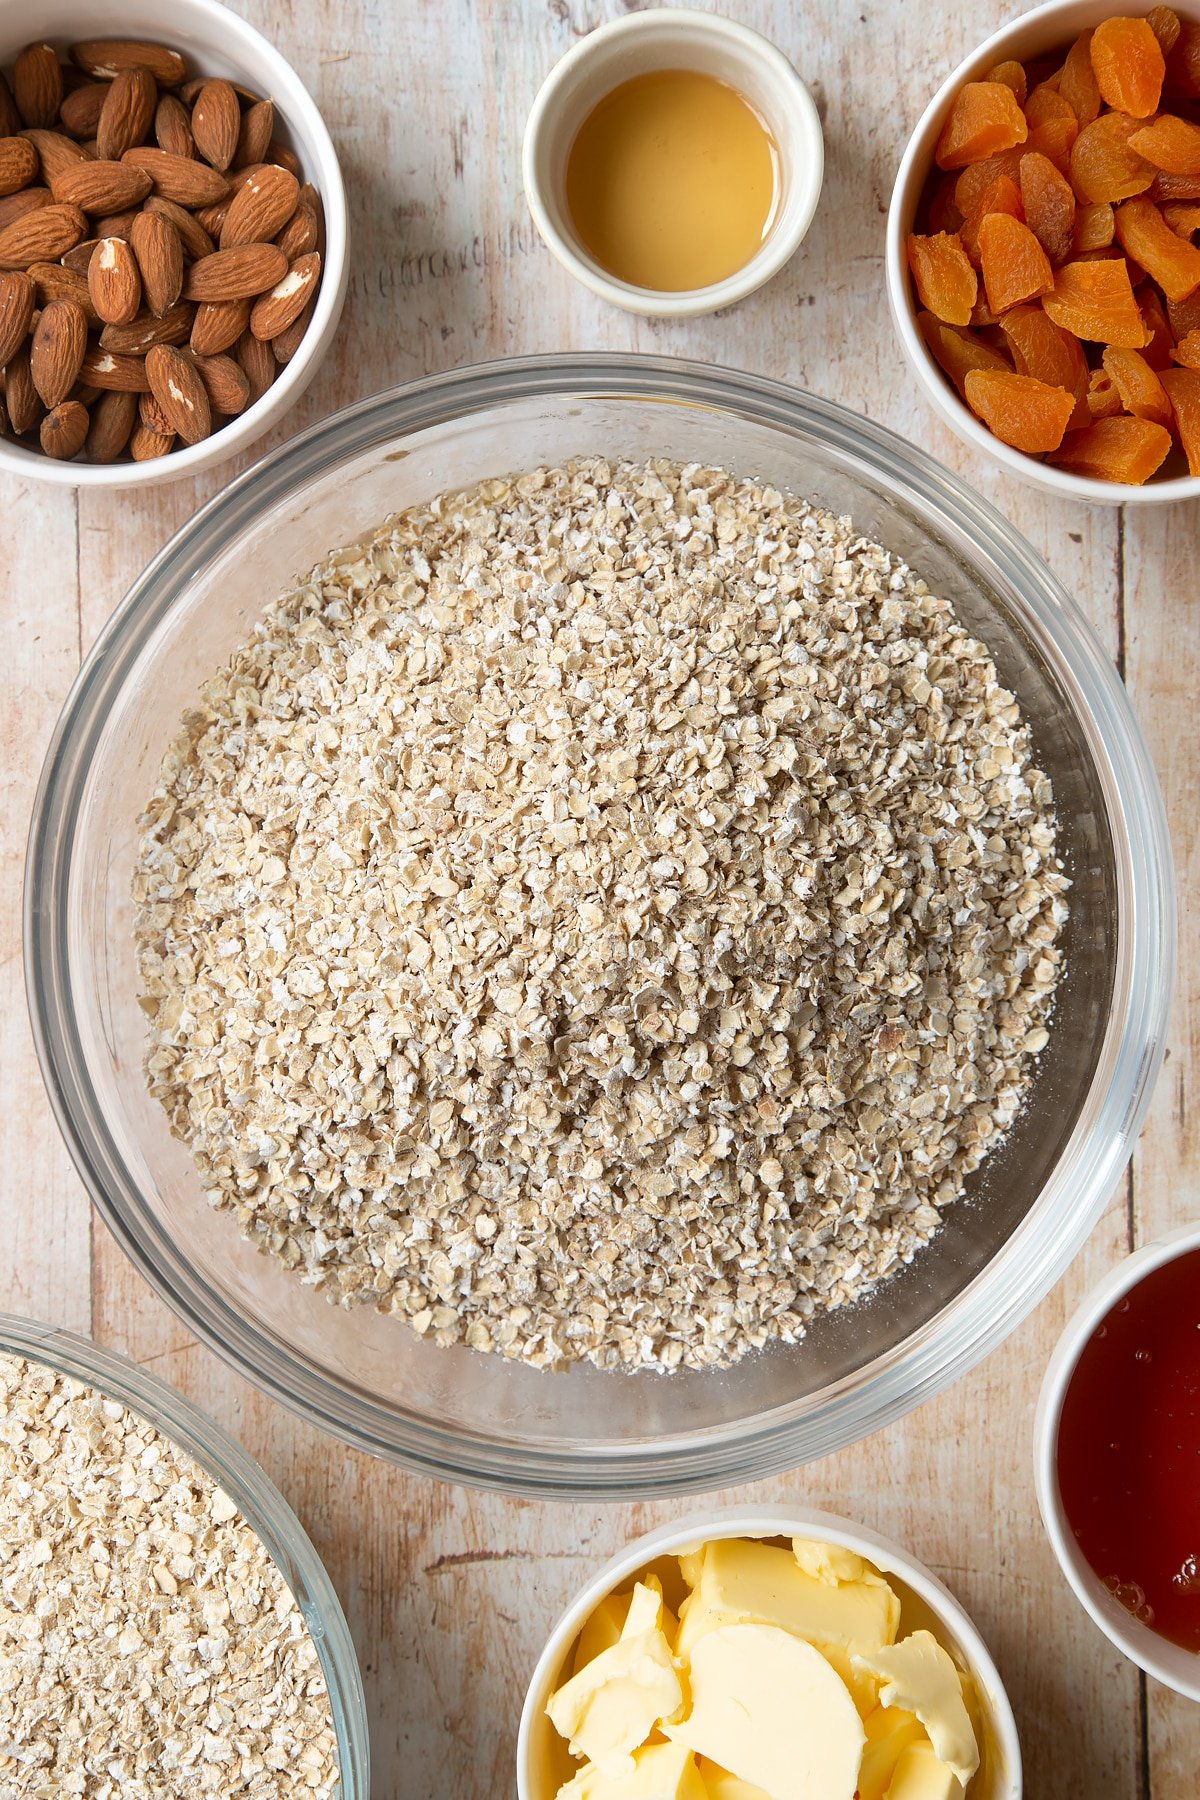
[
  {"x1": 271, "y1": 296, "x2": 316, "y2": 365},
  {"x1": 52, "y1": 159, "x2": 154, "y2": 214},
  {"x1": 13, "y1": 44, "x2": 62, "y2": 129},
  {"x1": 99, "y1": 300, "x2": 193, "y2": 354},
  {"x1": 27, "y1": 260, "x2": 99, "y2": 325},
  {"x1": 39, "y1": 396, "x2": 89, "y2": 459},
  {"x1": 0, "y1": 73, "x2": 20, "y2": 139},
  {"x1": 59, "y1": 82, "x2": 108, "y2": 140},
  {"x1": 0, "y1": 203, "x2": 86, "y2": 269},
  {"x1": 96, "y1": 65, "x2": 157, "y2": 161},
  {"x1": 189, "y1": 296, "x2": 248, "y2": 355},
  {"x1": 190, "y1": 349, "x2": 250, "y2": 415},
  {"x1": 85, "y1": 386, "x2": 138, "y2": 460},
  {"x1": 80, "y1": 346, "x2": 151, "y2": 391},
  {"x1": 145, "y1": 341, "x2": 210, "y2": 442},
  {"x1": 129, "y1": 418, "x2": 174, "y2": 459},
  {"x1": 144, "y1": 195, "x2": 213, "y2": 262},
  {"x1": 183, "y1": 241, "x2": 286, "y2": 302},
  {"x1": 3, "y1": 340, "x2": 40, "y2": 432},
  {"x1": 235, "y1": 100, "x2": 274, "y2": 170},
  {"x1": 30, "y1": 296, "x2": 88, "y2": 407},
  {"x1": 0, "y1": 187, "x2": 51, "y2": 232},
  {"x1": 121, "y1": 147, "x2": 228, "y2": 207},
  {"x1": 193, "y1": 200, "x2": 229, "y2": 238},
  {"x1": 138, "y1": 389, "x2": 173, "y2": 433},
  {"x1": 265, "y1": 141, "x2": 302, "y2": 181},
  {"x1": 0, "y1": 269, "x2": 34, "y2": 365},
  {"x1": 130, "y1": 209, "x2": 182, "y2": 317},
  {"x1": 19, "y1": 128, "x2": 91, "y2": 184},
  {"x1": 221, "y1": 164, "x2": 299, "y2": 249},
  {"x1": 191, "y1": 79, "x2": 240, "y2": 172},
  {"x1": 154, "y1": 94, "x2": 194, "y2": 160},
  {"x1": 0, "y1": 134, "x2": 39, "y2": 196},
  {"x1": 87, "y1": 236, "x2": 142, "y2": 326},
  {"x1": 70, "y1": 40, "x2": 187, "y2": 88},
  {"x1": 235, "y1": 327, "x2": 275, "y2": 404},
  {"x1": 250, "y1": 251, "x2": 320, "y2": 340},
  {"x1": 274, "y1": 203, "x2": 317, "y2": 261}
]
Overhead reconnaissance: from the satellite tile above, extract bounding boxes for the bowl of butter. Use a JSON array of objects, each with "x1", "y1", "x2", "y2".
[{"x1": 517, "y1": 1506, "x2": 1021, "y2": 1800}]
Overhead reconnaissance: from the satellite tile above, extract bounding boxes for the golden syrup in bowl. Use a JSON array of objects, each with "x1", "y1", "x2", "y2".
[{"x1": 564, "y1": 69, "x2": 779, "y2": 292}]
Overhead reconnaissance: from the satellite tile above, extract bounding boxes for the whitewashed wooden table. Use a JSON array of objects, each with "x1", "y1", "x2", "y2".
[{"x1": 2, "y1": 2, "x2": 1198, "y2": 1795}]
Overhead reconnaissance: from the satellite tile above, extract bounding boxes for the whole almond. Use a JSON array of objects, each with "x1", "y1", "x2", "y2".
[
  {"x1": 13, "y1": 45, "x2": 62, "y2": 129},
  {"x1": 0, "y1": 135, "x2": 39, "y2": 196},
  {"x1": 235, "y1": 101, "x2": 274, "y2": 170},
  {"x1": 265, "y1": 139, "x2": 302, "y2": 181},
  {"x1": 121, "y1": 146, "x2": 228, "y2": 208},
  {"x1": 97, "y1": 65, "x2": 157, "y2": 161},
  {"x1": 193, "y1": 199, "x2": 229, "y2": 238},
  {"x1": 71, "y1": 40, "x2": 187, "y2": 88},
  {"x1": 250, "y1": 251, "x2": 320, "y2": 341},
  {"x1": 221, "y1": 164, "x2": 299, "y2": 249},
  {"x1": 139, "y1": 389, "x2": 173, "y2": 433},
  {"x1": 51, "y1": 159, "x2": 154, "y2": 214},
  {"x1": 39, "y1": 396, "x2": 89, "y2": 459},
  {"x1": 87, "y1": 236, "x2": 142, "y2": 325},
  {"x1": 271, "y1": 295, "x2": 315, "y2": 365},
  {"x1": 20, "y1": 129, "x2": 91, "y2": 184},
  {"x1": 0, "y1": 74, "x2": 20, "y2": 139},
  {"x1": 190, "y1": 349, "x2": 250, "y2": 415},
  {"x1": 30, "y1": 296, "x2": 87, "y2": 406},
  {"x1": 191, "y1": 79, "x2": 240, "y2": 172},
  {"x1": 94, "y1": 207, "x2": 141, "y2": 240},
  {"x1": 3, "y1": 340, "x2": 39, "y2": 432},
  {"x1": 183, "y1": 241, "x2": 286, "y2": 303},
  {"x1": 145, "y1": 341, "x2": 210, "y2": 442},
  {"x1": 189, "y1": 296, "x2": 248, "y2": 355},
  {"x1": 85, "y1": 386, "x2": 137, "y2": 460},
  {"x1": 130, "y1": 209, "x2": 182, "y2": 316},
  {"x1": 180, "y1": 76, "x2": 259, "y2": 109},
  {"x1": 0, "y1": 204, "x2": 86, "y2": 269},
  {"x1": 274, "y1": 203, "x2": 317, "y2": 261},
  {"x1": 69, "y1": 382, "x2": 102, "y2": 407},
  {"x1": 61, "y1": 237, "x2": 101, "y2": 275},
  {"x1": 80, "y1": 345, "x2": 150, "y2": 391},
  {"x1": 235, "y1": 328, "x2": 275, "y2": 404},
  {"x1": 59, "y1": 82, "x2": 108, "y2": 140},
  {"x1": 99, "y1": 300, "x2": 193, "y2": 354},
  {"x1": 144, "y1": 195, "x2": 213, "y2": 262},
  {"x1": 0, "y1": 270, "x2": 34, "y2": 365},
  {"x1": 27, "y1": 260, "x2": 99, "y2": 325},
  {"x1": 0, "y1": 187, "x2": 51, "y2": 231},
  {"x1": 154, "y1": 93, "x2": 194, "y2": 160},
  {"x1": 130, "y1": 419, "x2": 174, "y2": 459}
]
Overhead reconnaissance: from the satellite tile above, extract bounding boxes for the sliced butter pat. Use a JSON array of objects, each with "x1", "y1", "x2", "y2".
[
  {"x1": 664, "y1": 1622, "x2": 864, "y2": 1800},
  {"x1": 852, "y1": 1632, "x2": 979, "y2": 1786},
  {"x1": 623, "y1": 1574, "x2": 678, "y2": 1645},
  {"x1": 696, "y1": 1757, "x2": 774, "y2": 1799},
  {"x1": 886, "y1": 1739, "x2": 966, "y2": 1800},
  {"x1": 791, "y1": 1538, "x2": 875, "y2": 1588},
  {"x1": 816, "y1": 1642, "x2": 879, "y2": 1721},
  {"x1": 856, "y1": 1706, "x2": 927, "y2": 1800},
  {"x1": 548, "y1": 1581, "x2": 683, "y2": 1772},
  {"x1": 678, "y1": 1545, "x2": 706, "y2": 1591},
  {"x1": 556, "y1": 1740, "x2": 708, "y2": 1800},
  {"x1": 675, "y1": 1538, "x2": 899, "y2": 1661}
]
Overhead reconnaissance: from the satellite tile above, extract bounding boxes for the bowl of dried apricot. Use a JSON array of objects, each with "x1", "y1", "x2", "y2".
[{"x1": 888, "y1": 1, "x2": 1200, "y2": 500}]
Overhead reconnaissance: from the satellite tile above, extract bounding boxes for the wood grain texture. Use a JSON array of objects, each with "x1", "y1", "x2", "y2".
[{"x1": 1, "y1": 2, "x2": 1197, "y2": 1796}]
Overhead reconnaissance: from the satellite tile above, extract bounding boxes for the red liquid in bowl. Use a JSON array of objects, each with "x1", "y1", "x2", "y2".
[{"x1": 1057, "y1": 1247, "x2": 1200, "y2": 1653}]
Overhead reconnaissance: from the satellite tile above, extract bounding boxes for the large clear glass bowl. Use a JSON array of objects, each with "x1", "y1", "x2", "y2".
[
  {"x1": 0, "y1": 1312, "x2": 369, "y2": 1795},
  {"x1": 25, "y1": 356, "x2": 1174, "y2": 1499}
]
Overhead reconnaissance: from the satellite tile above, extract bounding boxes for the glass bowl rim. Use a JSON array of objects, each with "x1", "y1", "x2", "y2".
[{"x1": 23, "y1": 351, "x2": 1176, "y2": 1497}]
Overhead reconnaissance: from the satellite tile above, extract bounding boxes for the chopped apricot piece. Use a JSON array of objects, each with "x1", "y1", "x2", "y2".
[
  {"x1": 979, "y1": 212, "x2": 1054, "y2": 312},
  {"x1": 1128, "y1": 114, "x2": 1200, "y2": 175},
  {"x1": 936, "y1": 82, "x2": 1028, "y2": 170},
  {"x1": 1073, "y1": 201, "x2": 1116, "y2": 252},
  {"x1": 1102, "y1": 345, "x2": 1175, "y2": 424},
  {"x1": 1170, "y1": 327, "x2": 1200, "y2": 366},
  {"x1": 1140, "y1": 286, "x2": 1176, "y2": 368},
  {"x1": 1163, "y1": 202, "x2": 1200, "y2": 236},
  {"x1": 1090, "y1": 17, "x2": 1165, "y2": 116},
  {"x1": 970, "y1": 291, "x2": 1004, "y2": 328},
  {"x1": 1167, "y1": 288, "x2": 1200, "y2": 338},
  {"x1": 1020, "y1": 151, "x2": 1077, "y2": 262},
  {"x1": 1043, "y1": 258, "x2": 1149, "y2": 345},
  {"x1": 960, "y1": 175, "x2": 1024, "y2": 265},
  {"x1": 1053, "y1": 414, "x2": 1173, "y2": 480},
  {"x1": 1147, "y1": 6, "x2": 1183, "y2": 56},
  {"x1": 1159, "y1": 367, "x2": 1200, "y2": 468},
  {"x1": 907, "y1": 232, "x2": 978, "y2": 325},
  {"x1": 1023, "y1": 85, "x2": 1079, "y2": 167},
  {"x1": 955, "y1": 149, "x2": 1026, "y2": 216},
  {"x1": 928, "y1": 173, "x2": 964, "y2": 234},
  {"x1": 1070, "y1": 114, "x2": 1156, "y2": 203},
  {"x1": 963, "y1": 369, "x2": 1077, "y2": 452},
  {"x1": 918, "y1": 311, "x2": 1013, "y2": 394},
  {"x1": 1165, "y1": 21, "x2": 1200, "y2": 98},
  {"x1": 1060, "y1": 32, "x2": 1103, "y2": 127},
  {"x1": 986, "y1": 60, "x2": 1028, "y2": 104},
  {"x1": 1114, "y1": 196, "x2": 1200, "y2": 300},
  {"x1": 1087, "y1": 368, "x2": 1126, "y2": 417},
  {"x1": 1000, "y1": 305, "x2": 1089, "y2": 426}
]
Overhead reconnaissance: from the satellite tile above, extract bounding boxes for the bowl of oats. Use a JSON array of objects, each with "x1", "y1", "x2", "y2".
[
  {"x1": 25, "y1": 355, "x2": 1173, "y2": 1496},
  {"x1": 0, "y1": 1311, "x2": 368, "y2": 1795}
]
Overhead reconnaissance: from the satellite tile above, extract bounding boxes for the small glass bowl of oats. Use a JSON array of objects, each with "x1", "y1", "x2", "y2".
[
  {"x1": 26, "y1": 356, "x2": 1174, "y2": 1498},
  {"x1": 0, "y1": 1312, "x2": 369, "y2": 1797}
]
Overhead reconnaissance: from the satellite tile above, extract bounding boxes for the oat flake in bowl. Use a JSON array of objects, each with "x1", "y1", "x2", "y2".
[{"x1": 133, "y1": 456, "x2": 1067, "y2": 1374}]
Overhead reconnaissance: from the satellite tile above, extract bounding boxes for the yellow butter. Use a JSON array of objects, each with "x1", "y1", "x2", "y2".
[
  {"x1": 695, "y1": 1757, "x2": 774, "y2": 1799},
  {"x1": 548, "y1": 1580, "x2": 684, "y2": 1772},
  {"x1": 675, "y1": 1539, "x2": 899, "y2": 1662},
  {"x1": 886, "y1": 1739, "x2": 966, "y2": 1800},
  {"x1": 817, "y1": 1642, "x2": 880, "y2": 1721},
  {"x1": 664, "y1": 1622, "x2": 864, "y2": 1800},
  {"x1": 852, "y1": 1633, "x2": 978, "y2": 1787},
  {"x1": 556, "y1": 1740, "x2": 709, "y2": 1800},
  {"x1": 856, "y1": 1706, "x2": 927, "y2": 1800},
  {"x1": 678, "y1": 1546, "x2": 706, "y2": 1591},
  {"x1": 791, "y1": 1539, "x2": 875, "y2": 1588},
  {"x1": 576, "y1": 1592, "x2": 633, "y2": 1675}
]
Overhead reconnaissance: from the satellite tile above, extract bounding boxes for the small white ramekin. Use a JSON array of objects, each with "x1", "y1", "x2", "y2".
[
  {"x1": 886, "y1": 0, "x2": 1200, "y2": 506},
  {"x1": 1035, "y1": 1223, "x2": 1200, "y2": 1702},
  {"x1": 0, "y1": 0, "x2": 348, "y2": 488},
  {"x1": 522, "y1": 8, "x2": 823, "y2": 319},
  {"x1": 516, "y1": 1504, "x2": 1022, "y2": 1800}
]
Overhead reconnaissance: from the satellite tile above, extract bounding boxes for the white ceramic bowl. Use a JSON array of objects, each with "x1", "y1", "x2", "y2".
[
  {"x1": 0, "y1": 0, "x2": 348, "y2": 487},
  {"x1": 886, "y1": 0, "x2": 1200, "y2": 506},
  {"x1": 1035, "y1": 1222, "x2": 1200, "y2": 1701},
  {"x1": 522, "y1": 8, "x2": 823, "y2": 318},
  {"x1": 516, "y1": 1504, "x2": 1022, "y2": 1799}
]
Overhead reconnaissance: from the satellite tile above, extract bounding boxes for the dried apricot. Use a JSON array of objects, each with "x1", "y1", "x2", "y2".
[
  {"x1": 1114, "y1": 196, "x2": 1200, "y2": 300},
  {"x1": 1147, "y1": 6, "x2": 1183, "y2": 56},
  {"x1": 1070, "y1": 114, "x2": 1156, "y2": 204},
  {"x1": 936, "y1": 82, "x2": 1028, "y2": 170},
  {"x1": 1023, "y1": 85, "x2": 1080, "y2": 167},
  {"x1": 955, "y1": 149, "x2": 1026, "y2": 216},
  {"x1": 907, "y1": 232, "x2": 978, "y2": 325},
  {"x1": 963, "y1": 368, "x2": 1077, "y2": 452},
  {"x1": 1087, "y1": 368, "x2": 1126, "y2": 418},
  {"x1": 987, "y1": 60, "x2": 1028, "y2": 105},
  {"x1": 1167, "y1": 288, "x2": 1200, "y2": 338},
  {"x1": 1090, "y1": 17, "x2": 1165, "y2": 116},
  {"x1": 1073, "y1": 201, "x2": 1116, "y2": 252},
  {"x1": 1000, "y1": 304, "x2": 1090, "y2": 426},
  {"x1": 1163, "y1": 201, "x2": 1200, "y2": 236},
  {"x1": 1128, "y1": 114, "x2": 1200, "y2": 174},
  {"x1": 928, "y1": 173, "x2": 965, "y2": 234},
  {"x1": 1060, "y1": 32, "x2": 1103, "y2": 127},
  {"x1": 918, "y1": 311, "x2": 1013, "y2": 394},
  {"x1": 1150, "y1": 170, "x2": 1200, "y2": 201},
  {"x1": 978, "y1": 212, "x2": 1054, "y2": 312},
  {"x1": 1102, "y1": 345, "x2": 1174, "y2": 424},
  {"x1": 1139, "y1": 286, "x2": 1176, "y2": 367},
  {"x1": 970, "y1": 291, "x2": 1004, "y2": 328},
  {"x1": 960, "y1": 175, "x2": 1024, "y2": 265},
  {"x1": 1043, "y1": 257, "x2": 1149, "y2": 345},
  {"x1": 1053, "y1": 414, "x2": 1173, "y2": 480},
  {"x1": 1170, "y1": 326, "x2": 1200, "y2": 366},
  {"x1": 1160, "y1": 366, "x2": 1200, "y2": 468},
  {"x1": 1020, "y1": 151, "x2": 1077, "y2": 262},
  {"x1": 1165, "y1": 21, "x2": 1200, "y2": 98}
]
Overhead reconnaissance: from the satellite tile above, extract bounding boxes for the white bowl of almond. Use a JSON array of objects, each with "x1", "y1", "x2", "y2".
[
  {"x1": 0, "y1": 0, "x2": 346, "y2": 484},
  {"x1": 517, "y1": 1507, "x2": 1022, "y2": 1800}
]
